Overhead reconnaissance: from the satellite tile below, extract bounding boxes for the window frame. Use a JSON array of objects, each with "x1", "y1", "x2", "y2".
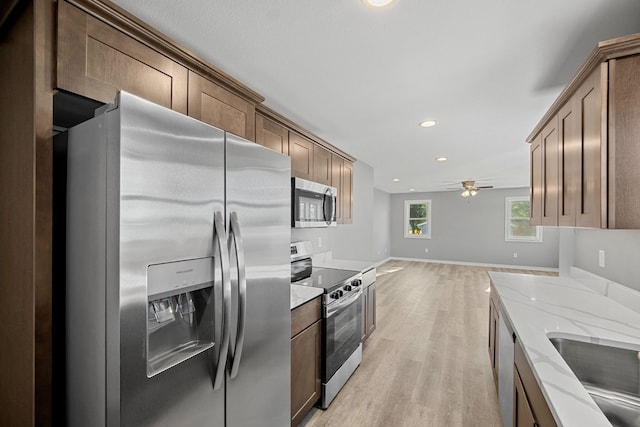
[
  {"x1": 404, "y1": 199, "x2": 432, "y2": 239},
  {"x1": 505, "y1": 196, "x2": 542, "y2": 242}
]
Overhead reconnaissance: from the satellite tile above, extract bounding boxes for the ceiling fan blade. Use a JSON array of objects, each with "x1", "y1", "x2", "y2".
[{"x1": 476, "y1": 185, "x2": 493, "y2": 189}]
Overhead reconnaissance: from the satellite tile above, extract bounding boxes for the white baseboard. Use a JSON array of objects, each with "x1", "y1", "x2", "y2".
[
  {"x1": 373, "y1": 257, "x2": 392, "y2": 267},
  {"x1": 387, "y1": 257, "x2": 559, "y2": 273}
]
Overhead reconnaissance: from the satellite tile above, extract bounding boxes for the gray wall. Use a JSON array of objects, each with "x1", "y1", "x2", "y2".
[
  {"x1": 570, "y1": 228, "x2": 640, "y2": 292},
  {"x1": 390, "y1": 187, "x2": 559, "y2": 268},
  {"x1": 291, "y1": 160, "x2": 391, "y2": 262}
]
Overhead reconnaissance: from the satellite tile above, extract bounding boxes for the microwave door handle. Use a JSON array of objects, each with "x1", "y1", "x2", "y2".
[
  {"x1": 212, "y1": 211, "x2": 231, "y2": 391},
  {"x1": 323, "y1": 188, "x2": 331, "y2": 225},
  {"x1": 228, "y1": 212, "x2": 246, "y2": 380}
]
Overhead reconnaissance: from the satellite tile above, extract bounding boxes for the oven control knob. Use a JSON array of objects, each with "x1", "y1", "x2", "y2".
[
  {"x1": 330, "y1": 291, "x2": 339, "y2": 299},
  {"x1": 352, "y1": 279, "x2": 362, "y2": 287},
  {"x1": 338, "y1": 290, "x2": 344, "y2": 298},
  {"x1": 344, "y1": 285, "x2": 352, "y2": 292}
]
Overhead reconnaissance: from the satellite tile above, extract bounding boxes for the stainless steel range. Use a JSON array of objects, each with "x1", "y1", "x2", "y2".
[{"x1": 290, "y1": 241, "x2": 363, "y2": 409}]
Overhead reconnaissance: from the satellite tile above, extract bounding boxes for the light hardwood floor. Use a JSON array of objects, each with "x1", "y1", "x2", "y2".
[{"x1": 301, "y1": 260, "x2": 557, "y2": 427}]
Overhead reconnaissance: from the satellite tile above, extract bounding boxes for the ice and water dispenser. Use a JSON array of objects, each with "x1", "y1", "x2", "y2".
[{"x1": 146, "y1": 257, "x2": 216, "y2": 377}]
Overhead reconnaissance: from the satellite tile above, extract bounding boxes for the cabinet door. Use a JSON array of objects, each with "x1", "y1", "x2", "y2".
[
  {"x1": 331, "y1": 154, "x2": 344, "y2": 223},
  {"x1": 342, "y1": 161, "x2": 354, "y2": 224},
  {"x1": 608, "y1": 55, "x2": 640, "y2": 229},
  {"x1": 488, "y1": 299, "x2": 499, "y2": 385},
  {"x1": 530, "y1": 136, "x2": 543, "y2": 226},
  {"x1": 290, "y1": 132, "x2": 314, "y2": 180},
  {"x1": 541, "y1": 117, "x2": 559, "y2": 226},
  {"x1": 313, "y1": 145, "x2": 332, "y2": 186},
  {"x1": 366, "y1": 283, "x2": 376, "y2": 336},
  {"x1": 188, "y1": 71, "x2": 255, "y2": 140},
  {"x1": 513, "y1": 368, "x2": 536, "y2": 427},
  {"x1": 255, "y1": 113, "x2": 289, "y2": 155},
  {"x1": 361, "y1": 288, "x2": 368, "y2": 342},
  {"x1": 558, "y1": 100, "x2": 579, "y2": 226},
  {"x1": 291, "y1": 320, "x2": 321, "y2": 426},
  {"x1": 57, "y1": 1, "x2": 187, "y2": 113},
  {"x1": 575, "y1": 65, "x2": 606, "y2": 228}
]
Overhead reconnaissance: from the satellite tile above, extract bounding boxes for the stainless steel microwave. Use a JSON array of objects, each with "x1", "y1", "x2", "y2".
[{"x1": 292, "y1": 177, "x2": 337, "y2": 228}]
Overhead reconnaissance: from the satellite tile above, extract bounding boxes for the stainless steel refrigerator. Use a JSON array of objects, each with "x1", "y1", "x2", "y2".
[{"x1": 64, "y1": 91, "x2": 291, "y2": 426}]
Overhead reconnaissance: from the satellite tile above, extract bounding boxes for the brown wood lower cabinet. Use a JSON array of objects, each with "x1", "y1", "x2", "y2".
[
  {"x1": 513, "y1": 340, "x2": 557, "y2": 427},
  {"x1": 362, "y1": 283, "x2": 376, "y2": 341},
  {"x1": 488, "y1": 298, "x2": 499, "y2": 385},
  {"x1": 291, "y1": 298, "x2": 322, "y2": 426}
]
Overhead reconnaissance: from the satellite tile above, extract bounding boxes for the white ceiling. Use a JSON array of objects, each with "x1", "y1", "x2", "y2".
[{"x1": 113, "y1": 0, "x2": 640, "y2": 193}]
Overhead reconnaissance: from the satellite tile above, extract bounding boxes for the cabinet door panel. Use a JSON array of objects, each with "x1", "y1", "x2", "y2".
[
  {"x1": 361, "y1": 289, "x2": 368, "y2": 341},
  {"x1": 313, "y1": 145, "x2": 332, "y2": 186},
  {"x1": 331, "y1": 154, "x2": 344, "y2": 223},
  {"x1": 513, "y1": 368, "x2": 536, "y2": 427},
  {"x1": 342, "y1": 161, "x2": 353, "y2": 224},
  {"x1": 542, "y1": 117, "x2": 559, "y2": 226},
  {"x1": 57, "y1": 1, "x2": 187, "y2": 113},
  {"x1": 608, "y1": 55, "x2": 640, "y2": 229},
  {"x1": 256, "y1": 114, "x2": 289, "y2": 155},
  {"x1": 558, "y1": 101, "x2": 578, "y2": 226},
  {"x1": 291, "y1": 320, "x2": 321, "y2": 426},
  {"x1": 367, "y1": 284, "x2": 376, "y2": 336},
  {"x1": 576, "y1": 66, "x2": 605, "y2": 228},
  {"x1": 188, "y1": 71, "x2": 255, "y2": 140},
  {"x1": 530, "y1": 137, "x2": 543, "y2": 225},
  {"x1": 290, "y1": 133, "x2": 314, "y2": 180}
]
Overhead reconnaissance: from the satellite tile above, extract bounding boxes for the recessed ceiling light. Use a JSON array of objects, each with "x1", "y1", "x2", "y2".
[
  {"x1": 436, "y1": 157, "x2": 447, "y2": 162},
  {"x1": 409, "y1": 188, "x2": 415, "y2": 192},
  {"x1": 419, "y1": 120, "x2": 437, "y2": 128},
  {"x1": 362, "y1": 0, "x2": 394, "y2": 7},
  {"x1": 392, "y1": 178, "x2": 400, "y2": 182}
]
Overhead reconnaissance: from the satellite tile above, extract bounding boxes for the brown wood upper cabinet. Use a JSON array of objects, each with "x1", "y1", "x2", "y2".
[
  {"x1": 57, "y1": 1, "x2": 188, "y2": 113},
  {"x1": 528, "y1": 35, "x2": 640, "y2": 229},
  {"x1": 290, "y1": 132, "x2": 315, "y2": 180},
  {"x1": 255, "y1": 113, "x2": 289, "y2": 155},
  {"x1": 331, "y1": 154, "x2": 354, "y2": 225},
  {"x1": 313, "y1": 145, "x2": 332, "y2": 186},
  {"x1": 188, "y1": 71, "x2": 255, "y2": 140}
]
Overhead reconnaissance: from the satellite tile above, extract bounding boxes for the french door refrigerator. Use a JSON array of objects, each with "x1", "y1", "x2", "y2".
[{"x1": 64, "y1": 91, "x2": 291, "y2": 426}]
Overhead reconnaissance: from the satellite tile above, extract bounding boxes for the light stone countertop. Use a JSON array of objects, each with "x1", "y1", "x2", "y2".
[
  {"x1": 290, "y1": 284, "x2": 323, "y2": 310},
  {"x1": 488, "y1": 271, "x2": 640, "y2": 427}
]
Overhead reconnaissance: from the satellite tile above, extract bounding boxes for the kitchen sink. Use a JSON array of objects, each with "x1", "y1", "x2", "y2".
[{"x1": 549, "y1": 337, "x2": 640, "y2": 427}]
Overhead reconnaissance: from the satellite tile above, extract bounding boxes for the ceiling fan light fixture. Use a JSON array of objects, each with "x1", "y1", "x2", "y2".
[
  {"x1": 435, "y1": 157, "x2": 447, "y2": 162},
  {"x1": 461, "y1": 190, "x2": 470, "y2": 198},
  {"x1": 362, "y1": 0, "x2": 394, "y2": 7},
  {"x1": 470, "y1": 189, "x2": 478, "y2": 197}
]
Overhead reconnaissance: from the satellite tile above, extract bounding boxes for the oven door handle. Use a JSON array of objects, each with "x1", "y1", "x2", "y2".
[{"x1": 326, "y1": 289, "x2": 362, "y2": 318}]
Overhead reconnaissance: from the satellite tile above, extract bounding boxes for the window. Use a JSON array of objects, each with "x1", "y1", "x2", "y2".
[
  {"x1": 505, "y1": 197, "x2": 542, "y2": 242},
  {"x1": 404, "y1": 200, "x2": 431, "y2": 239}
]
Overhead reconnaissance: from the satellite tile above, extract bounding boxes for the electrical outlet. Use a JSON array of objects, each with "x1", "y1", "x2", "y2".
[
  {"x1": 598, "y1": 250, "x2": 605, "y2": 268},
  {"x1": 424, "y1": 248, "x2": 429, "y2": 253},
  {"x1": 318, "y1": 237, "x2": 322, "y2": 248},
  {"x1": 513, "y1": 253, "x2": 518, "y2": 259}
]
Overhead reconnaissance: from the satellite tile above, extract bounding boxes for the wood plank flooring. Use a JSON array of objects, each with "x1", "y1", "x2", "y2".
[{"x1": 301, "y1": 260, "x2": 557, "y2": 427}]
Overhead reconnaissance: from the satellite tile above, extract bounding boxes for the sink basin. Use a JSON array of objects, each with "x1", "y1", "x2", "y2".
[{"x1": 549, "y1": 337, "x2": 640, "y2": 427}]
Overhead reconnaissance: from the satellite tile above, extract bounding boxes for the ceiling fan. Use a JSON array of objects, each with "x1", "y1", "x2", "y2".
[{"x1": 459, "y1": 180, "x2": 493, "y2": 198}]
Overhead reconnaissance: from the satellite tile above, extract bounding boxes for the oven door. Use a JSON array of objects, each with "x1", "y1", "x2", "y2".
[{"x1": 323, "y1": 291, "x2": 362, "y2": 382}]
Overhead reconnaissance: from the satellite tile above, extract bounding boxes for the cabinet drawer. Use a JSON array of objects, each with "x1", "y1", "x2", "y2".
[{"x1": 291, "y1": 297, "x2": 321, "y2": 338}]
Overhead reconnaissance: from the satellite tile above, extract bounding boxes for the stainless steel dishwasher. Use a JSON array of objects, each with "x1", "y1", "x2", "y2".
[{"x1": 498, "y1": 307, "x2": 515, "y2": 427}]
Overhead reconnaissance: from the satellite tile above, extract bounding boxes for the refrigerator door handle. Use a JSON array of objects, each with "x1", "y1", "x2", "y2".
[
  {"x1": 213, "y1": 211, "x2": 231, "y2": 391},
  {"x1": 228, "y1": 211, "x2": 246, "y2": 379}
]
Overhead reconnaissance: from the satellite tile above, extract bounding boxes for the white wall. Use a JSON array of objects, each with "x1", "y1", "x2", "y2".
[
  {"x1": 566, "y1": 228, "x2": 640, "y2": 292},
  {"x1": 291, "y1": 160, "x2": 391, "y2": 262},
  {"x1": 389, "y1": 187, "x2": 559, "y2": 268}
]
